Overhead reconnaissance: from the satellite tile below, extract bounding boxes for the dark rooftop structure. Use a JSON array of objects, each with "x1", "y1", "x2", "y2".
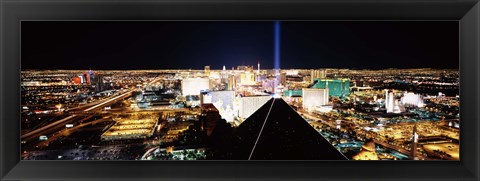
[{"x1": 234, "y1": 98, "x2": 347, "y2": 160}]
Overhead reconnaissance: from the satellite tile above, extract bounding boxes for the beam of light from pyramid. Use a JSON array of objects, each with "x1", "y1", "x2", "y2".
[
  {"x1": 248, "y1": 98, "x2": 276, "y2": 160},
  {"x1": 273, "y1": 21, "x2": 281, "y2": 96},
  {"x1": 274, "y1": 21, "x2": 281, "y2": 70}
]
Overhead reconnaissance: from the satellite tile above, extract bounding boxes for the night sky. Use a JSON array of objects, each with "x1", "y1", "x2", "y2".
[{"x1": 21, "y1": 21, "x2": 459, "y2": 70}]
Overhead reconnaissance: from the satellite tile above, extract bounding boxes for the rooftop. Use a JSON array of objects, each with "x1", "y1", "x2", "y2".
[{"x1": 235, "y1": 98, "x2": 347, "y2": 160}]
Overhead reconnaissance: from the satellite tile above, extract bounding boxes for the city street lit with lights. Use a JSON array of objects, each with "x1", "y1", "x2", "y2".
[{"x1": 21, "y1": 21, "x2": 459, "y2": 160}]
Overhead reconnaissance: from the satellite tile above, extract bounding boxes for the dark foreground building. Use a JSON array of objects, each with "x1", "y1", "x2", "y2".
[{"x1": 209, "y1": 98, "x2": 347, "y2": 160}]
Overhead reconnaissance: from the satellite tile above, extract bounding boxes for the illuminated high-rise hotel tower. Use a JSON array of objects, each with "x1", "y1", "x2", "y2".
[
  {"x1": 204, "y1": 65, "x2": 211, "y2": 76},
  {"x1": 257, "y1": 61, "x2": 260, "y2": 74},
  {"x1": 411, "y1": 124, "x2": 419, "y2": 160},
  {"x1": 385, "y1": 89, "x2": 395, "y2": 113}
]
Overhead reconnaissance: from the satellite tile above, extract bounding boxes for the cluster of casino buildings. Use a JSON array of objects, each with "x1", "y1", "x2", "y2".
[
  {"x1": 127, "y1": 63, "x2": 434, "y2": 127},
  {"x1": 138, "y1": 64, "x2": 353, "y2": 125},
  {"x1": 21, "y1": 66, "x2": 459, "y2": 160}
]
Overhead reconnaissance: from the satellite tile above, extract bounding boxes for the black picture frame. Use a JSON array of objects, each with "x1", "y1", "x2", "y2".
[{"x1": 1, "y1": 0, "x2": 479, "y2": 180}]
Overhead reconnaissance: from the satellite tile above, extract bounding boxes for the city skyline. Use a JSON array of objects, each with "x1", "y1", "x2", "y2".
[
  {"x1": 20, "y1": 68, "x2": 460, "y2": 160},
  {"x1": 21, "y1": 21, "x2": 459, "y2": 70},
  {"x1": 20, "y1": 21, "x2": 460, "y2": 161}
]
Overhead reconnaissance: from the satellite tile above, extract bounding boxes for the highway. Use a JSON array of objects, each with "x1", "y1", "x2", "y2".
[
  {"x1": 83, "y1": 90, "x2": 134, "y2": 112},
  {"x1": 21, "y1": 89, "x2": 134, "y2": 141},
  {"x1": 21, "y1": 115, "x2": 77, "y2": 140},
  {"x1": 34, "y1": 117, "x2": 111, "y2": 148},
  {"x1": 373, "y1": 140, "x2": 411, "y2": 156},
  {"x1": 21, "y1": 77, "x2": 163, "y2": 142}
]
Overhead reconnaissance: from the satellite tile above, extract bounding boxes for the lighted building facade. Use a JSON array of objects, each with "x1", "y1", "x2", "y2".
[
  {"x1": 401, "y1": 92, "x2": 425, "y2": 107},
  {"x1": 302, "y1": 88, "x2": 329, "y2": 111},
  {"x1": 72, "y1": 76, "x2": 82, "y2": 84},
  {"x1": 181, "y1": 77, "x2": 210, "y2": 96},
  {"x1": 262, "y1": 79, "x2": 276, "y2": 93},
  {"x1": 208, "y1": 90, "x2": 236, "y2": 122},
  {"x1": 283, "y1": 89, "x2": 302, "y2": 97},
  {"x1": 236, "y1": 95, "x2": 272, "y2": 119},
  {"x1": 101, "y1": 119, "x2": 156, "y2": 141},
  {"x1": 94, "y1": 74, "x2": 107, "y2": 92},
  {"x1": 352, "y1": 141, "x2": 379, "y2": 160},
  {"x1": 186, "y1": 95, "x2": 201, "y2": 107},
  {"x1": 385, "y1": 90, "x2": 405, "y2": 113},
  {"x1": 83, "y1": 69, "x2": 95, "y2": 85},
  {"x1": 280, "y1": 72, "x2": 287, "y2": 85},
  {"x1": 385, "y1": 90, "x2": 395, "y2": 113},
  {"x1": 311, "y1": 78, "x2": 350, "y2": 97},
  {"x1": 204, "y1": 65, "x2": 211, "y2": 76},
  {"x1": 239, "y1": 71, "x2": 256, "y2": 85},
  {"x1": 226, "y1": 74, "x2": 236, "y2": 90},
  {"x1": 310, "y1": 69, "x2": 327, "y2": 83}
]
